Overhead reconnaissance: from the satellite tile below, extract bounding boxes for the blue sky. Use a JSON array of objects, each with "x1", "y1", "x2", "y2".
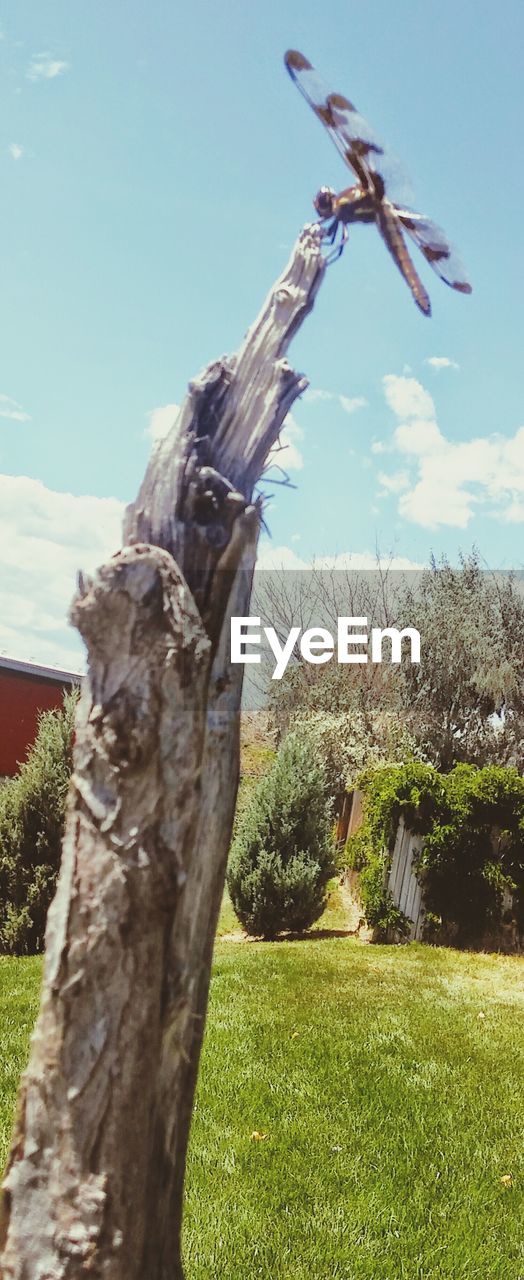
[{"x1": 1, "y1": 0, "x2": 523, "y2": 668}]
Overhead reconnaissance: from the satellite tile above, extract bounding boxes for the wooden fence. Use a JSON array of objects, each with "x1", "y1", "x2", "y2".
[
  {"x1": 387, "y1": 816, "x2": 425, "y2": 940},
  {"x1": 343, "y1": 792, "x2": 425, "y2": 938}
]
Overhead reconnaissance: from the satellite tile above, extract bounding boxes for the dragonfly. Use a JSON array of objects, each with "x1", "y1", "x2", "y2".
[{"x1": 284, "y1": 49, "x2": 472, "y2": 316}]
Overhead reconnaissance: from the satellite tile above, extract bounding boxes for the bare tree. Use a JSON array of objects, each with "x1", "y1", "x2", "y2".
[
  {"x1": 252, "y1": 559, "x2": 407, "y2": 733},
  {"x1": 0, "y1": 225, "x2": 325, "y2": 1280}
]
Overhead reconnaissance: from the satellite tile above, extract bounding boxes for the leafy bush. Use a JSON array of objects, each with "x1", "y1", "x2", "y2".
[
  {"x1": 0, "y1": 689, "x2": 78, "y2": 954},
  {"x1": 290, "y1": 707, "x2": 420, "y2": 807},
  {"x1": 358, "y1": 854, "x2": 411, "y2": 939},
  {"x1": 419, "y1": 764, "x2": 524, "y2": 940},
  {"x1": 346, "y1": 760, "x2": 524, "y2": 942},
  {"x1": 227, "y1": 732, "x2": 334, "y2": 938}
]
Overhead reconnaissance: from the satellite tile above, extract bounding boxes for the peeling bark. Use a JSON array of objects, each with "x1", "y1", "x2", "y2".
[{"x1": 0, "y1": 224, "x2": 325, "y2": 1279}]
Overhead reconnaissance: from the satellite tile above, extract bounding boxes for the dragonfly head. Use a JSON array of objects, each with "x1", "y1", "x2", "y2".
[{"x1": 314, "y1": 186, "x2": 336, "y2": 218}]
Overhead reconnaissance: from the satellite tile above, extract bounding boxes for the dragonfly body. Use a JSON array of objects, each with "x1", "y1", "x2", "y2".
[
  {"x1": 329, "y1": 186, "x2": 377, "y2": 225},
  {"x1": 285, "y1": 50, "x2": 472, "y2": 316}
]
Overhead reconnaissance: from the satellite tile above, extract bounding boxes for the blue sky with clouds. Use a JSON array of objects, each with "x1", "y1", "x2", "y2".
[{"x1": 1, "y1": 0, "x2": 523, "y2": 668}]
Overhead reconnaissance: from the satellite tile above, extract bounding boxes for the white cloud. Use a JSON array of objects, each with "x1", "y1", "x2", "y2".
[
  {"x1": 145, "y1": 403, "x2": 179, "y2": 446},
  {"x1": 377, "y1": 374, "x2": 524, "y2": 529},
  {"x1": 257, "y1": 545, "x2": 309, "y2": 570},
  {"x1": 0, "y1": 393, "x2": 31, "y2": 423},
  {"x1": 0, "y1": 474, "x2": 124, "y2": 670},
  {"x1": 267, "y1": 415, "x2": 303, "y2": 472},
  {"x1": 399, "y1": 431, "x2": 524, "y2": 529},
  {"x1": 8, "y1": 143, "x2": 24, "y2": 161},
  {"x1": 257, "y1": 545, "x2": 422, "y2": 571},
  {"x1": 425, "y1": 356, "x2": 460, "y2": 372},
  {"x1": 383, "y1": 374, "x2": 436, "y2": 421},
  {"x1": 393, "y1": 417, "x2": 444, "y2": 457},
  {"x1": 304, "y1": 388, "x2": 368, "y2": 415},
  {"x1": 371, "y1": 440, "x2": 387, "y2": 455},
  {"x1": 313, "y1": 551, "x2": 423, "y2": 570},
  {"x1": 27, "y1": 54, "x2": 70, "y2": 81},
  {"x1": 503, "y1": 499, "x2": 524, "y2": 523},
  {"x1": 377, "y1": 470, "x2": 410, "y2": 495},
  {"x1": 339, "y1": 395, "x2": 368, "y2": 415},
  {"x1": 397, "y1": 468, "x2": 475, "y2": 527},
  {"x1": 304, "y1": 389, "x2": 332, "y2": 404}
]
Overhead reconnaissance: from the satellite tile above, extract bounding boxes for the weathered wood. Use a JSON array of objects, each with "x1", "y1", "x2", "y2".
[{"x1": 0, "y1": 223, "x2": 325, "y2": 1280}]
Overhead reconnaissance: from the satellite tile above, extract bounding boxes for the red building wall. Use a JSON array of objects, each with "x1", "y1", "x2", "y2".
[{"x1": 0, "y1": 663, "x2": 79, "y2": 777}]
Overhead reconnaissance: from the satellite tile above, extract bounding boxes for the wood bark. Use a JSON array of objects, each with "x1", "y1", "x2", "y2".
[{"x1": 0, "y1": 224, "x2": 325, "y2": 1279}]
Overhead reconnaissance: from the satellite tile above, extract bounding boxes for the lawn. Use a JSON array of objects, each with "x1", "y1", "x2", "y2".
[
  {"x1": 0, "y1": 956, "x2": 42, "y2": 1168},
  {"x1": 185, "y1": 932, "x2": 524, "y2": 1279},
  {"x1": 0, "y1": 921, "x2": 522, "y2": 1278}
]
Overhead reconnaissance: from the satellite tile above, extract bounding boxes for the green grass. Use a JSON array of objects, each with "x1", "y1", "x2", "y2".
[
  {"x1": 0, "y1": 936, "x2": 522, "y2": 1278},
  {"x1": 0, "y1": 956, "x2": 42, "y2": 1167},
  {"x1": 184, "y1": 940, "x2": 524, "y2": 1279}
]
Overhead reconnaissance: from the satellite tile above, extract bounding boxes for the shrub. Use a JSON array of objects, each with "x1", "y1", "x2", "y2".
[
  {"x1": 358, "y1": 854, "x2": 411, "y2": 939},
  {"x1": 227, "y1": 732, "x2": 334, "y2": 938},
  {"x1": 346, "y1": 760, "x2": 524, "y2": 943},
  {"x1": 291, "y1": 707, "x2": 420, "y2": 807},
  {"x1": 0, "y1": 688, "x2": 78, "y2": 954},
  {"x1": 420, "y1": 764, "x2": 524, "y2": 940}
]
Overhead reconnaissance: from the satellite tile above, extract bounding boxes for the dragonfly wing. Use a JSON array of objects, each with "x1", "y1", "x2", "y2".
[
  {"x1": 285, "y1": 50, "x2": 412, "y2": 202},
  {"x1": 395, "y1": 208, "x2": 472, "y2": 294}
]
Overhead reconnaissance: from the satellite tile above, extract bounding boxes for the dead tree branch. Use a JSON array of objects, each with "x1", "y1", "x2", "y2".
[{"x1": 0, "y1": 224, "x2": 325, "y2": 1280}]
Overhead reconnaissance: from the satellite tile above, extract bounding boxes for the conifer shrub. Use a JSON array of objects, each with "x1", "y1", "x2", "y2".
[
  {"x1": 227, "y1": 732, "x2": 334, "y2": 938},
  {"x1": 0, "y1": 688, "x2": 78, "y2": 954}
]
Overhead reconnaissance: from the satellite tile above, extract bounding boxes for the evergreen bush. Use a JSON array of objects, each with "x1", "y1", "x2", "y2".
[
  {"x1": 0, "y1": 688, "x2": 78, "y2": 954},
  {"x1": 227, "y1": 732, "x2": 334, "y2": 938}
]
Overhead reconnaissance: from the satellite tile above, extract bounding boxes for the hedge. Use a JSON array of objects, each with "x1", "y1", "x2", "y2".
[{"x1": 345, "y1": 761, "x2": 524, "y2": 942}]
